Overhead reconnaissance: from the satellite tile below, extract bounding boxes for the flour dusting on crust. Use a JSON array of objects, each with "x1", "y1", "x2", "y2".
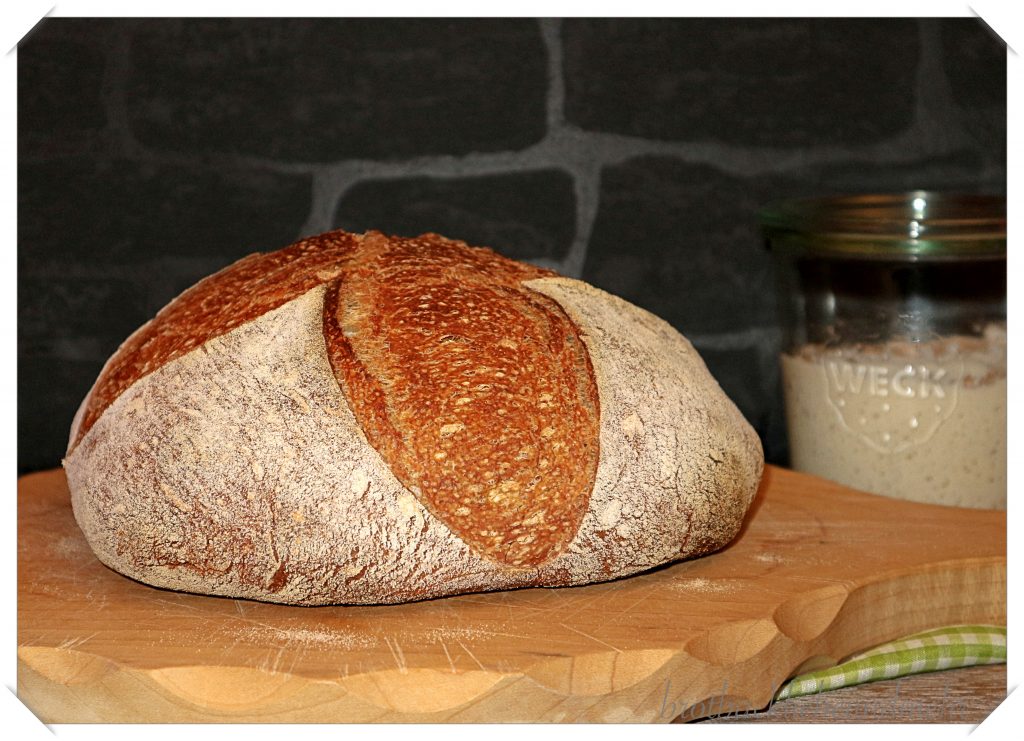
[{"x1": 64, "y1": 276, "x2": 762, "y2": 605}]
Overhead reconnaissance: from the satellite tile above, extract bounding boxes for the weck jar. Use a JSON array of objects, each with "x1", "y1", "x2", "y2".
[{"x1": 760, "y1": 192, "x2": 1006, "y2": 509}]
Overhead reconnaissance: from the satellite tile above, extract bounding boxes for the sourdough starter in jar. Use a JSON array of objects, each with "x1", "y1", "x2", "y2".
[{"x1": 781, "y1": 324, "x2": 1006, "y2": 509}]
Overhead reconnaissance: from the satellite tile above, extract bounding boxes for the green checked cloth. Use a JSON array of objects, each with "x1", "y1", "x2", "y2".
[{"x1": 775, "y1": 625, "x2": 1006, "y2": 701}]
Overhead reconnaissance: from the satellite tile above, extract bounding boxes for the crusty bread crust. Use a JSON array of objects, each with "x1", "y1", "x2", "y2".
[
  {"x1": 68, "y1": 231, "x2": 360, "y2": 452},
  {"x1": 63, "y1": 231, "x2": 763, "y2": 605},
  {"x1": 323, "y1": 232, "x2": 600, "y2": 569}
]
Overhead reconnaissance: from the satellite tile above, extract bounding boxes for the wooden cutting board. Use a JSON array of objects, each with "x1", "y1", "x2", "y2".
[{"x1": 18, "y1": 465, "x2": 1005, "y2": 723}]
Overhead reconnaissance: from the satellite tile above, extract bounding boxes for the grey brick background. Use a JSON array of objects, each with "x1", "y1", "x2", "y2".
[{"x1": 18, "y1": 18, "x2": 1006, "y2": 473}]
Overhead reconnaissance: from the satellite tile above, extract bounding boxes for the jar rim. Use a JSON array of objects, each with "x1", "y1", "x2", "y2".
[{"x1": 760, "y1": 191, "x2": 1006, "y2": 261}]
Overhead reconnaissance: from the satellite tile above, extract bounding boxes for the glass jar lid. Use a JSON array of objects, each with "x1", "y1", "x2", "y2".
[{"x1": 760, "y1": 191, "x2": 1006, "y2": 261}]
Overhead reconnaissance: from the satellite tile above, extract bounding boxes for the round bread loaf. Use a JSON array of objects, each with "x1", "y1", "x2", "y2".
[{"x1": 63, "y1": 230, "x2": 763, "y2": 605}]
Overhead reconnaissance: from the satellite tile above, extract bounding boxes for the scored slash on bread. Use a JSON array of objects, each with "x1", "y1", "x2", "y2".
[
  {"x1": 322, "y1": 233, "x2": 600, "y2": 569},
  {"x1": 63, "y1": 229, "x2": 763, "y2": 605}
]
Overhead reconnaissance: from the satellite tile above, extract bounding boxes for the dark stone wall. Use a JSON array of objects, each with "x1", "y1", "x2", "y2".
[{"x1": 18, "y1": 18, "x2": 1006, "y2": 473}]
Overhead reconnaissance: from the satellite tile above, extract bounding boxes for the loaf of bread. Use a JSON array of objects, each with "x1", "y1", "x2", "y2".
[{"x1": 63, "y1": 230, "x2": 763, "y2": 605}]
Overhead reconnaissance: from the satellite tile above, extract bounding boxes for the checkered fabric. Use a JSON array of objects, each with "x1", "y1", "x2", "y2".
[{"x1": 775, "y1": 625, "x2": 1007, "y2": 701}]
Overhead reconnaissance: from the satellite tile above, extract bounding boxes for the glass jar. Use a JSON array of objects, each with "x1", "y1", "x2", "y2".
[{"x1": 760, "y1": 192, "x2": 1006, "y2": 509}]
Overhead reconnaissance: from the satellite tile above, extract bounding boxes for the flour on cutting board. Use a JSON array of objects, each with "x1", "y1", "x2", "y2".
[
  {"x1": 50, "y1": 533, "x2": 92, "y2": 560},
  {"x1": 224, "y1": 622, "x2": 377, "y2": 650},
  {"x1": 668, "y1": 577, "x2": 738, "y2": 594},
  {"x1": 420, "y1": 625, "x2": 504, "y2": 642}
]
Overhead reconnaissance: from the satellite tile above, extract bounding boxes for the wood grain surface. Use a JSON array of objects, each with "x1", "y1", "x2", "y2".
[{"x1": 17, "y1": 465, "x2": 1006, "y2": 723}]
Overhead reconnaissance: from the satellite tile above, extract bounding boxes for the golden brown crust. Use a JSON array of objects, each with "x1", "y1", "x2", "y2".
[
  {"x1": 63, "y1": 229, "x2": 764, "y2": 606},
  {"x1": 69, "y1": 230, "x2": 360, "y2": 452},
  {"x1": 322, "y1": 232, "x2": 600, "y2": 568}
]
